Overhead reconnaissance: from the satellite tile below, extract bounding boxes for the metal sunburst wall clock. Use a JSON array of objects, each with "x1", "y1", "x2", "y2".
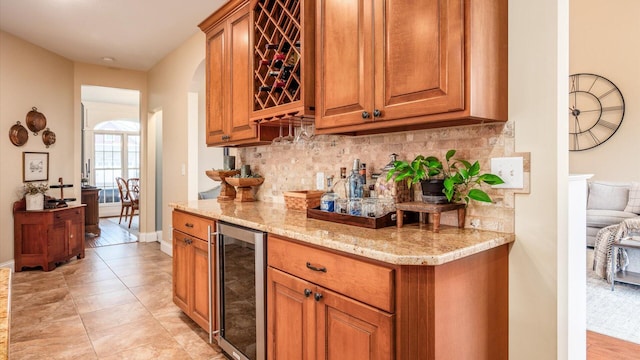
[{"x1": 569, "y1": 73, "x2": 625, "y2": 151}]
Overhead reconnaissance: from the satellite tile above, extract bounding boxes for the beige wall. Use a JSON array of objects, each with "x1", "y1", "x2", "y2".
[
  {"x1": 0, "y1": 31, "x2": 75, "y2": 265},
  {"x1": 569, "y1": 0, "x2": 640, "y2": 181},
  {"x1": 509, "y1": 0, "x2": 569, "y2": 357},
  {"x1": 147, "y1": 32, "x2": 208, "y2": 244}
]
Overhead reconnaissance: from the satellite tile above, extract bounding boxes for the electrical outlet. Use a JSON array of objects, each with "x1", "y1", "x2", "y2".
[
  {"x1": 491, "y1": 157, "x2": 524, "y2": 189},
  {"x1": 316, "y1": 172, "x2": 325, "y2": 190}
]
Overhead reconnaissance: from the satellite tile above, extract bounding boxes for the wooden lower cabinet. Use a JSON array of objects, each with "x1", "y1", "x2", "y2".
[
  {"x1": 13, "y1": 203, "x2": 86, "y2": 272},
  {"x1": 268, "y1": 267, "x2": 392, "y2": 360},
  {"x1": 267, "y1": 235, "x2": 509, "y2": 360},
  {"x1": 172, "y1": 211, "x2": 216, "y2": 334}
]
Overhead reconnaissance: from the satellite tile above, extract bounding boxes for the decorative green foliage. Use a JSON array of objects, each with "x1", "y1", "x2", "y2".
[{"x1": 385, "y1": 150, "x2": 505, "y2": 206}]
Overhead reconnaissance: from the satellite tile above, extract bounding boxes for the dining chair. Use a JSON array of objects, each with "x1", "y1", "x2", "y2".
[
  {"x1": 116, "y1": 177, "x2": 132, "y2": 224},
  {"x1": 127, "y1": 178, "x2": 140, "y2": 229}
]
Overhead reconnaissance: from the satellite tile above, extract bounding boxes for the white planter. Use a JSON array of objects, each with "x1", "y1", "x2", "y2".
[{"x1": 25, "y1": 193, "x2": 44, "y2": 211}]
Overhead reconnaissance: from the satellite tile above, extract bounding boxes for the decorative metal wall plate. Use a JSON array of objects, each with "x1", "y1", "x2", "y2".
[
  {"x1": 42, "y1": 128, "x2": 56, "y2": 148},
  {"x1": 25, "y1": 107, "x2": 47, "y2": 135},
  {"x1": 9, "y1": 121, "x2": 28, "y2": 146}
]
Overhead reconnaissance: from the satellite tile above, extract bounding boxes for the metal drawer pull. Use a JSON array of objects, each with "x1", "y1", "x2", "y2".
[
  {"x1": 184, "y1": 238, "x2": 192, "y2": 245},
  {"x1": 306, "y1": 262, "x2": 327, "y2": 273},
  {"x1": 304, "y1": 288, "x2": 312, "y2": 297},
  {"x1": 185, "y1": 223, "x2": 194, "y2": 228},
  {"x1": 314, "y1": 292, "x2": 323, "y2": 302}
]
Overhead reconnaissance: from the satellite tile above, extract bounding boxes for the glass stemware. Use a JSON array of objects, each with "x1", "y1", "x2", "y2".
[
  {"x1": 272, "y1": 124, "x2": 284, "y2": 144},
  {"x1": 283, "y1": 121, "x2": 294, "y2": 143}
]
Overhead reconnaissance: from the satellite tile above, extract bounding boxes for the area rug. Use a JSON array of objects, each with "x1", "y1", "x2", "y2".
[{"x1": 587, "y1": 249, "x2": 640, "y2": 344}]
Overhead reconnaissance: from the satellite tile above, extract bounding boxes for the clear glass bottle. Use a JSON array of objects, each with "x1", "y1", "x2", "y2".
[
  {"x1": 320, "y1": 176, "x2": 339, "y2": 212},
  {"x1": 348, "y1": 159, "x2": 365, "y2": 199}
]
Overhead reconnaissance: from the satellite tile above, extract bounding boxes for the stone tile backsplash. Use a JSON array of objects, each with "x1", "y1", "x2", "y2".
[{"x1": 237, "y1": 122, "x2": 523, "y2": 233}]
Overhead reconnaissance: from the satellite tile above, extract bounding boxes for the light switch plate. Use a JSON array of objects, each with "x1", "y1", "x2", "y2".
[{"x1": 491, "y1": 157, "x2": 524, "y2": 189}]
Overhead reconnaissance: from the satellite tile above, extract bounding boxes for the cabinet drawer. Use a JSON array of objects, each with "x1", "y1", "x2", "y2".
[
  {"x1": 173, "y1": 211, "x2": 215, "y2": 240},
  {"x1": 54, "y1": 207, "x2": 83, "y2": 222},
  {"x1": 268, "y1": 235, "x2": 394, "y2": 312}
]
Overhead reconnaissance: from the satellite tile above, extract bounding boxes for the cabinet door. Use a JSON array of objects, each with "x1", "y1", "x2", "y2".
[
  {"x1": 226, "y1": 3, "x2": 255, "y2": 143},
  {"x1": 67, "y1": 207, "x2": 85, "y2": 258},
  {"x1": 316, "y1": 287, "x2": 394, "y2": 360},
  {"x1": 375, "y1": 0, "x2": 464, "y2": 121},
  {"x1": 48, "y1": 217, "x2": 67, "y2": 263},
  {"x1": 267, "y1": 267, "x2": 315, "y2": 360},
  {"x1": 315, "y1": 0, "x2": 374, "y2": 129},
  {"x1": 205, "y1": 23, "x2": 227, "y2": 145},
  {"x1": 192, "y1": 237, "x2": 215, "y2": 332},
  {"x1": 172, "y1": 230, "x2": 191, "y2": 313}
]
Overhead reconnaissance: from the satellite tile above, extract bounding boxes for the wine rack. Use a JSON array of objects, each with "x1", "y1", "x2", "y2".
[{"x1": 251, "y1": 0, "x2": 314, "y2": 122}]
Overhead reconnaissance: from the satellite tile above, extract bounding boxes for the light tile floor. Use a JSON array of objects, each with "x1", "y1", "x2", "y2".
[{"x1": 10, "y1": 242, "x2": 226, "y2": 359}]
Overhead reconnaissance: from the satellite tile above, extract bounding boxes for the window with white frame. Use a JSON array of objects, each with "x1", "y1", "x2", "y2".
[{"x1": 93, "y1": 120, "x2": 140, "y2": 205}]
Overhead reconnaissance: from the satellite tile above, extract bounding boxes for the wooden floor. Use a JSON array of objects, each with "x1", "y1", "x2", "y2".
[
  {"x1": 587, "y1": 330, "x2": 640, "y2": 359},
  {"x1": 85, "y1": 216, "x2": 139, "y2": 248}
]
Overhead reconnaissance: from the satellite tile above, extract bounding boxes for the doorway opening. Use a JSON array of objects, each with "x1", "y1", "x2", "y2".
[{"x1": 81, "y1": 85, "x2": 141, "y2": 246}]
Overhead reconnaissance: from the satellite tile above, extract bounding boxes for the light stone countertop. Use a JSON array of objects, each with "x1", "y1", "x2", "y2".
[{"x1": 170, "y1": 200, "x2": 515, "y2": 266}]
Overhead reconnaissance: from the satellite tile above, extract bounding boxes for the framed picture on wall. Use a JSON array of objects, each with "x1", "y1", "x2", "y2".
[{"x1": 23, "y1": 152, "x2": 49, "y2": 182}]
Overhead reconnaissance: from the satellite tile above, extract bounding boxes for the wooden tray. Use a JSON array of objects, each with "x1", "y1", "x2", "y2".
[{"x1": 306, "y1": 207, "x2": 417, "y2": 229}]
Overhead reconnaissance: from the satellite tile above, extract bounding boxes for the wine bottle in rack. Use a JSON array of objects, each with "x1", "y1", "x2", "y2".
[
  {"x1": 259, "y1": 85, "x2": 272, "y2": 92},
  {"x1": 268, "y1": 71, "x2": 280, "y2": 77},
  {"x1": 259, "y1": 59, "x2": 272, "y2": 66},
  {"x1": 273, "y1": 81, "x2": 286, "y2": 93},
  {"x1": 280, "y1": 69, "x2": 291, "y2": 81},
  {"x1": 272, "y1": 53, "x2": 285, "y2": 69},
  {"x1": 265, "y1": 43, "x2": 278, "y2": 51}
]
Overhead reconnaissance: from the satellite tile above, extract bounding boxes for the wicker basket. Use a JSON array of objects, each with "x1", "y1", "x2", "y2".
[{"x1": 284, "y1": 190, "x2": 324, "y2": 210}]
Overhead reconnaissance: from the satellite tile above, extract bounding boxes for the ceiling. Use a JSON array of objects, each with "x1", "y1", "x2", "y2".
[{"x1": 0, "y1": 0, "x2": 226, "y2": 71}]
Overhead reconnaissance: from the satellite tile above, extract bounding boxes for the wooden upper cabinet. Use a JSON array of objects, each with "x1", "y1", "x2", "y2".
[
  {"x1": 200, "y1": 0, "x2": 278, "y2": 146},
  {"x1": 314, "y1": 0, "x2": 373, "y2": 128},
  {"x1": 316, "y1": 0, "x2": 508, "y2": 135},
  {"x1": 204, "y1": 25, "x2": 226, "y2": 142}
]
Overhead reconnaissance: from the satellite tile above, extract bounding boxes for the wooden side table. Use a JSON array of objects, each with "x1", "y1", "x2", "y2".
[
  {"x1": 610, "y1": 237, "x2": 640, "y2": 291},
  {"x1": 395, "y1": 202, "x2": 466, "y2": 232}
]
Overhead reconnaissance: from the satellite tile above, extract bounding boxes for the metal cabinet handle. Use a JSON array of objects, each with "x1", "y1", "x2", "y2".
[
  {"x1": 373, "y1": 109, "x2": 381, "y2": 117},
  {"x1": 185, "y1": 223, "x2": 194, "y2": 228},
  {"x1": 314, "y1": 292, "x2": 323, "y2": 302},
  {"x1": 221, "y1": 135, "x2": 230, "y2": 141},
  {"x1": 361, "y1": 111, "x2": 370, "y2": 119},
  {"x1": 304, "y1": 288, "x2": 312, "y2": 297},
  {"x1": 306, "y1": 262, "x2": 327, "y2": 273}
]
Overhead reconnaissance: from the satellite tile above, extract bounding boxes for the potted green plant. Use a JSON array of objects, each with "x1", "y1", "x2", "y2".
[
  {"x1": 23, "y1": 182, "x2": 49, "y2": 210},
  {"x1": 386, "y1": 150, "x2": 504, "y2": 205}
]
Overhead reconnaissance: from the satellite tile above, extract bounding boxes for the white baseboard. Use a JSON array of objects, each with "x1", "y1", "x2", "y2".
[
  {"x1": 0, "y1": 260, "x2": 15, "y2": 272},
  {"x1": 138, "y1": 231, "x2": 159, "y2": 243},
  {"x1": 161, "y1": 239, "x2": 172, "y2": 257}
]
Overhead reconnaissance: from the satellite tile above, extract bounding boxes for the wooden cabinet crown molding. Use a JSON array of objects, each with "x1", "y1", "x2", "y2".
[{"x1": 198, "y1": 0, "x2": 248, "y2": 32}]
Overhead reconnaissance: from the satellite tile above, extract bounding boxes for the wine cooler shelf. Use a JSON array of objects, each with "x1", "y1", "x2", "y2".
[{"x1": 253, "y1": 0, "x2": 313, "y2": 118}]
